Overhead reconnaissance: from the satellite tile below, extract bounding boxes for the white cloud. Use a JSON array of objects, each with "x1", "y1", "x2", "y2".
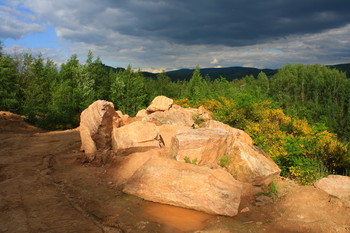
[
  {"x1": 0, "y1": 6, "x2": 44, "y2": 39},
  {"x1": 210, "y1": 58, "x2": 219, "y2": 64}
]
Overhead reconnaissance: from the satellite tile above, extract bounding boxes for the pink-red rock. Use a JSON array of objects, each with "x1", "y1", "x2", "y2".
[
  {"x1": 158, "y1": 124, "x2": 191, "y2": 147},
  {"x1": 144, "y1": 107, "x2": 196, "y2": 126},
  {"x1": 226, "y1": 142, "x2": 281, "y2": 185},
  {"x1": 203, "y1": 120, "x2": 253, "y2": 145},
  {"x1": 110, "y1": 150, "x2": 157, "y2": 185},
  {"x1": 123, "y1": 158, "x2": 242, "y2": 216},
  {"x1": 112, "y1": 121, "x2": 163, "y2": 155},
  {"x1": 116, "y1": 110, "x2": 129, "y2": 124},
  {"x1": 146, "y1": 96, "x2": 173, "y2": 112},
  {"x1": 136, "y1": 109, "x2": 149, "y2": 118},
  {"x1": 170, "y1": 128, "x2": 234, "y2": 166},
  {"x1": 314, "y1": 175, "x2": 350, "y2": 198},
  {"x1": 80, "y1": 100, "x2": 121, "y2": 161}
]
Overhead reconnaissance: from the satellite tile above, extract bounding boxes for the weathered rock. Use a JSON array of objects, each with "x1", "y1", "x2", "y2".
[
  {"x1": 255, "y1": 195, "x2": 273, "y2": 206},
  {"x1": 80, "y1": 100, "x2": 121, "y2": 161},
  {"x1": 225, "y1": 142, "x2": 281, "y2": 185},
  {"x1": 146, "y1": 96, "x2": 173, "y2": 112},
  {"x1": 112, "y1": 121, "x2": 163, "y2": 155},
  {"x1": 116, "y1": 110, "x2": 129, "y2": 124},
  {"x1": 144, "y1": 107, "x2": 196, "y2": 126},
  {"x1": 123, "y1": 158, "x2": 242, "y2": 216},
  {"x1": 136, "y1": 109, "x2": 149, "y2": 118},
  {"x1": 197, "y1": 106, "x2": 212, "y2": 121},
  {"x1": 144, "y1": 105, "x2": 212, "y2": 127},
  {"x1": 204, "y1": 120, "x2": 253, "y2": 145},
  {"x1": 158, "y1": 124, "x2": 191, "y2": 147},
  {"x1": 240, "y1": 207, "x2": 250, "y2": 213},
  {"x1": 314, "y1": 175, "x2": 350, "y2": 198},
  {"x1": 110, "y1": 150, "x2": 155, "y2": 185},
  {"x1": 170, "y1": 128, "x2": 234, "y2": 166}
]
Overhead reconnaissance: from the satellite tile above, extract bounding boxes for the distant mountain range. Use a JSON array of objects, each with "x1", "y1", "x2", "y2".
[{"x1": 103, "y1": 63, "x2": 350, "y2": 81}]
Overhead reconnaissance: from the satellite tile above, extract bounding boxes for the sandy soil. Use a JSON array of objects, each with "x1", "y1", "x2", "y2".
[{"x1": 0, "y1": 111, "x2": 349, "y2": 233}]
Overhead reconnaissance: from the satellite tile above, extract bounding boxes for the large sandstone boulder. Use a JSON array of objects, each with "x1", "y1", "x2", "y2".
[
  {"x1": 112, "y1": 121, "x2": 163, "y2": 155},
  {"x1": 158, "y1": 124, "x2": 191, "y2": 147},
  {"x1": 314, "y1": 175, "x2": 350, "y2": 198},
  {"x1": 144, "y1": 107, "x2": 197, "y2": 126},
  {"x1": 225, "y1": 142, "x2": 281, "y2": 185},
  {"x1": 146, "y1": 96, "x2": 173, "y2": 112},
  {"x1": 170, "y1": 128, "x2": 234, "y2": 166},
  {"x1": 110, "y1": 151, "x2": 154, "y2": 185},
  {"x1": 110, "y1": 148, "x2": 169, "y2": 185},
  {"x1": 123, "y1": 158, "x2": 242, "y2": 216},
  {"x1": 80, "y1": 100, "x2": 121, "y2": 161},
  {"x1": 204, "y1": 120, "x2": 253, "y2": 145}
]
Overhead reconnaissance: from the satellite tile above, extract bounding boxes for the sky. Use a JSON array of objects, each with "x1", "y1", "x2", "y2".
[{"x1": 1, "y1": 0, "x2": 350, "y2": 72}]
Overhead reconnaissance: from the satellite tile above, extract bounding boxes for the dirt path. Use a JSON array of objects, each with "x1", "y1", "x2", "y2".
[{"x1": 0, "y1": 112, "x2": 349, "y2": 233}]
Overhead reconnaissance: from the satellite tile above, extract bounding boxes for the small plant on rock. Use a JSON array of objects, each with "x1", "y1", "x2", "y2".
[
  {"x1": 192, "y1": 114, "x2": 205, "y2": 127},
  {"x1": 184, "y1": 156, "x2": 198, "y2": 165},
  {"x1": 219, "y1": 155, "x2": 230, "y2": 168}
]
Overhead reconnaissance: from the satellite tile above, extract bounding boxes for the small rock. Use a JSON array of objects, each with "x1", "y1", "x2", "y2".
[
  {"x1": 255, "y1": 195, "x2": 273, "y2": 206},
  {"x1": 240, "y1": 207, "x2": 250, "y2": 213},
  {"x1": 136, "y1": 221, "x2": 149, "y2": 230}
]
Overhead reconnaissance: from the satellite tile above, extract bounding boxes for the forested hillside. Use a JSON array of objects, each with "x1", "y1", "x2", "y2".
[{"x1": 0, "y1": 43, "x2": 349, "y2": 184}]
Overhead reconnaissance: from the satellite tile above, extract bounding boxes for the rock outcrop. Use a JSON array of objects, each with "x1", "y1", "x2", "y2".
[
  {"x1": 170, "y1": 128, "x2": 234, "y2": 166},
  {"x1": 79, "y1": 96, "x2": 283, "y2": 217},
  {"x1": 225, "y1": 142, "x2": 281, "y2": 185},
  {"x1": 80, "y1": 100, "x2": 121, "y2": 161},
  {"x1": 112, "y1": 121, "x2": 163, "y2": 155},
  {"x1": 136, "y1": 109, "x2": 149, "y2": 118},
  {"x1": 123, "y1": 158, "x2": 242, "y2": 216},
  {"x1": 204, "y1": 120, "x2": 253, "y2": 145},
  {"x1": 146, "y1": 95, "x2": 173, "y2": 112},
  {"x1": 314, "y1": 175, "x2": 350, "y2": 198},
  {"x1": 116, "y1": 110, "x2": 129, "y2": 124},
  {"x1": 158, "y1": 124, "x2": 191, "y2": 147},
  {"x1": 110, "y1": 150, "x2": 155, "y2": 185},
  {"x1": 143, "y1": 107, "x2": 197, "y2": 126}
]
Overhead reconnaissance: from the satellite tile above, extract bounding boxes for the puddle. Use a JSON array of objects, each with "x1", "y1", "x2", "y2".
[{"x1": 142, "y1": 201, "x2": 215, "y2": 232}]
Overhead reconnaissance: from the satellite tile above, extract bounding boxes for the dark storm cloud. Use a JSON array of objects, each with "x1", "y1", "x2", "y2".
[
  {"x1": 101, "y1": 0, "x2": 350, "y2": 46},
  {"x1": 6, "y1": 0, "x2": 350, "y2": 69}
]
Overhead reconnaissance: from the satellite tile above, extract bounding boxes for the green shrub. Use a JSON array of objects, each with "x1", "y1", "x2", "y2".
[
  {"x1": 219, "y1": 155, "x2": 230, "y2": 168},
  {"x1": 184, "y1": 156, "x2": 198, "y2": 165}
]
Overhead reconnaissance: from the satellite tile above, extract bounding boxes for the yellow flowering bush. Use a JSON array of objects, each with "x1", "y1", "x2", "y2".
[{"x1": 176, "y1": 97, "x2": 349, "y2": 184}]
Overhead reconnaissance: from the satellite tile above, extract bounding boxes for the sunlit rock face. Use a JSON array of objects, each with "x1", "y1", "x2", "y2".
[
  {"x1": 80, "y1": 100, "x2": 121, "y2": 161},
  {"x1": 123, "y1": 158, "x2": 243, "y2": 216}
]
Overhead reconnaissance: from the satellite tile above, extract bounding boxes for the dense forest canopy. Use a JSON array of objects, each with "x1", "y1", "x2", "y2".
[{"x1": 0, "y1": 42, "x2": 349, "y2": 184}]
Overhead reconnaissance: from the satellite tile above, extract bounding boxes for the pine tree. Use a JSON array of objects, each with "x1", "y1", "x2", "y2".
[
  {"x1": 22, "y1": 55, "x2": 57, "y2": 124},
  {"x1": 187, "y1": 65, "x2": 206, "y2": 103},
  {"x1": 0, "y1": 55, "x2": 20, "y2": 111},
  {"x1": 109, "y1": 66, "x2": 146, "y2": 116},
  {"x1": 85, "y1": 51, "x2": 109, "y2": 99}
]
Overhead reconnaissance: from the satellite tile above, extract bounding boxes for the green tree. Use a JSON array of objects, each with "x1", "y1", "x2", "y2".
[
  {"x1": 187, "y1": 65, "x2": 207, "y2": 103},
  {"x1": 85, "y1": 51, "x2": 109, "y2": 99},
  {"x1": 22, "y1": 55, "x2": 57, "y2": 124},
  {"x1": 0, "y1": 55, "x2": 20, "y2": 111},
  {"x1": 48, "y1": 54, "x2": 95, "y2": 128},
  {"x1": 270, "y1": 64, "x2": 350, "y2": 140},
  {"x1": 110, "y1": 66, "x2": 146, "y2": 116}
]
